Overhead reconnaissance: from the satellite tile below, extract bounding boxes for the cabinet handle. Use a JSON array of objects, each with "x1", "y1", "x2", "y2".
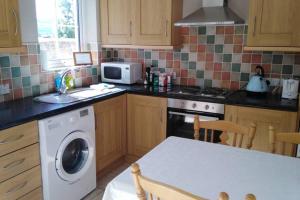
[
  {"x1": 130, "y1": 21, "x2": 132, "y2": 37},
  {"x1": 160, "y1": 109, "x2": 163, "y2": 123},
  {"x1": 165, "y1": 20, "x2": 168, "y2": 37},
  {"x1": 11, "y1": 8, "x2": 19, "y2": 36},
  {"x1": 4, "y1": 158, "x2": 26, "y2": 169},
  {"x1": 6, "y1": 181, "x2": 27, "y2": 194},
  {"x1": 252, "y1": 16, "x2": 257, "y2": 37},
  {"x1": 0, "y1": 134, "x2": 24, "y2": 145}
]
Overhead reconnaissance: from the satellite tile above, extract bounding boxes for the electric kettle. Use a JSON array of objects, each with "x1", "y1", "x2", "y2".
[
  {"x1": 282, "y1": 79, "x2": 299, "y2": 99},
  {"x1": 246, "y1": 66, "x2": 270, "y2": 94}
]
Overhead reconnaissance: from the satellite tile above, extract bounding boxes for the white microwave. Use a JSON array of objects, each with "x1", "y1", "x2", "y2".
[{"x1": 101, "y1": 62, "x2": 142, "y2": 84}]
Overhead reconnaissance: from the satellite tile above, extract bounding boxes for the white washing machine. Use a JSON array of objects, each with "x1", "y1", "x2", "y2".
[{"x1": 39, "y1": 106, "x2": 96, "y2": 200}]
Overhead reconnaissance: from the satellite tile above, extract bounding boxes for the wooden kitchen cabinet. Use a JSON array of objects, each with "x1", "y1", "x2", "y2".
[
  {"x1": 0, "y1": 121, "x2": 42, "y2": 200},
  {"x1": 127, "y1": 94, "x2": 167, "y2": 158},
  {"x1": 100, "y1": 0, "x2": 132, "y2": 45},
  {"x1": 100, "y1": 0, "x2": 182, "y2": 49},
  {"x1": 225, "y1": 105, "x2": 298, "y2": 156},
  {"x1": 246, "y1": 0, "x2": 300, "y2": 52},
  {"x1": 0, "y1": 0, "x2": 21, "y2": 48},
  {"x1": 94, "y1": 95, "x2": 127, "y2": 173}
]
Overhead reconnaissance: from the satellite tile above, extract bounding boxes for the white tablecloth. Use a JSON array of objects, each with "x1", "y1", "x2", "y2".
[{"x1": 103, "y1": 137, "x2": 300, "y2": 200}]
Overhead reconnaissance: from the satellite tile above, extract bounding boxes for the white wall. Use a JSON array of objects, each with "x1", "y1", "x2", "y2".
[
  {"x1": 19, "y1": 0, "x2": 38, "y2": 43},
  {"x1": 228, "y1": 0, "x2": 249, "y2": 22},
  {"x1": 183, "y1": 0, "x2": 202, "y2": 17}
]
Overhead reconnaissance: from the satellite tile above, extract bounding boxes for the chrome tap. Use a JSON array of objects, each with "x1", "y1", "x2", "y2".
[{"x1": 58, "y1": 69, "x2": 72, "y2": 94}]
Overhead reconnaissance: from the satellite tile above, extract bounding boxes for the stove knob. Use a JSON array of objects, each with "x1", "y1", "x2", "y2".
[
  {"x1": 192, "y1": 103, "x2": 197, "y2": 108},
  {"x1": 205, "y1": 105, "x2": 210, "y2": 110}
]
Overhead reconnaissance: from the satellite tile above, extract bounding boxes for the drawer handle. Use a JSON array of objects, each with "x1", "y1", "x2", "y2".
[
  {"x1": 6, "y1": 181, "x2": 27, "y2": 194},
  {"x1": 0, "y1": 134, "x2": 24, "y2": 145},
  {"x1": 3, "y1": 158, "x2": 26, "y2": 169}
]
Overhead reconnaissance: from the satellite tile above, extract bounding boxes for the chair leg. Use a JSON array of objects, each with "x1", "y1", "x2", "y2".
[
  {"x1": 131, "y1": 163, "x2": 147, "y2": 200},
  {"x1": 194, "y1": 115, "x2": 200, "y2": 140}
]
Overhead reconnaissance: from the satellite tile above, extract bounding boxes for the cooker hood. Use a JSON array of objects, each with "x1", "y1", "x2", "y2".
[{"x1": 175, "y1": 0, "x2": 245, "y2": 26}]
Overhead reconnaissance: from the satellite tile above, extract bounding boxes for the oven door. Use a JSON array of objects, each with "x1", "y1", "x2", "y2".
[{"x1": 167, "y1": 109, "x2": 223, "y2": 142}]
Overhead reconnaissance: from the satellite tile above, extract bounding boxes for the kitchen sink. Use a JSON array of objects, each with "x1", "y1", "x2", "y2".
[{"x1": 34, "y1": 87, "x2": 121, "y2": 104}]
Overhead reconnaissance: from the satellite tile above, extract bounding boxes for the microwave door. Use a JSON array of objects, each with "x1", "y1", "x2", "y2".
[{"x1": 104, "y1": 66, "x2": 122, "y2": 80}]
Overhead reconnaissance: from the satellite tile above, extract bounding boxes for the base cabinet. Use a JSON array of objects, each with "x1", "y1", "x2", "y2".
[
  {"x1": 0, "y1": 121, "x2": 42, "y2": 200},
  {"x1": 225, "y1": 105, "x2": 298, "y2": 156},
  {"x1": 94, "y1": 95, "x2": 127, "y2": 173},
  {"x1": 127, "y1": 94, "x2": 167, "y2": 158}
]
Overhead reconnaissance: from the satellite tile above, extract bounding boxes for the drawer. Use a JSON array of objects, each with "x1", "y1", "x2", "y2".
[
  {"x1": 18, "y1": 187, "x2": 43, "y2": 200},
  {"x1": 0, "y1": 121, "x2": 38, "y2": 157},
  {"x1": 0, "y1": 144, "x2": 40, "y2": 183},
  {"x1": 0, "y1": 166, "x2": 41, "y2": 200}
]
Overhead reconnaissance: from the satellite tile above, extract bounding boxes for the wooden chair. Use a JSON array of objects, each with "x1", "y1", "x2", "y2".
[
  {"x1": 269, "y1": 126, "x2": 300, "y2": 155},
  {"x1": 131, "y1": 163, "x2": 256, "y2": 200},
  {"x1": 194, "y1": 116, "x2": 256, "y2": 149}
]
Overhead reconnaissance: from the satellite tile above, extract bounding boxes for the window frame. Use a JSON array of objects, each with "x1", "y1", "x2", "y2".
[{"x1": 36, "y1": 0, "x2": 83, "y2": 71}]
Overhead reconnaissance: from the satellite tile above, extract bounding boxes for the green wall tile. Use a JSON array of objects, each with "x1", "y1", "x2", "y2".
[
  {"x1": 11, "y1": 67, "x2": 21, "y2": 78},
  {"x1": 240, "y1": 73, "x2": 250, "y2": 81},
  {"x1": 232, "y1": 63, "x2": 241, "y2": 72},
  {"x1": 223, "y1": 54, "x2": 232, "y2": 62},
  {"x1": 204, "y1": 79, "x2": 212, "y2": 87},
  {"x1": 181, "y1": 53, "x2": 189, "y2": 61},
  {"x1": 282, "y1": 65, "x2": 293, "y2": 74},
  {"x1": 207, "y1": 35, "x2": 215, "y2": 44},
  {"x1": 196, "y1": 70, "x2": 204, "y2": 79},
  {"x1": 145, "y1": 52, "x2": 151, "y2": 59},
  {"x1": 0, "y1": 56, "x2": 10, "y2": 68},
  {"x1": 189, "y1": 62, "x2": 196, "y2": 69},
  {"x1": 22, "y1": 76, "x2": 31, "y2": 87},
  {"x1": 32, "y1": 85, "x2": 40, "y2": 96},
  {"x1": 198, "y1": 26, "x2": 206, "y2": 35},
  {"x1": 215, "y1": 45, "x2": 224, "y2": 53}
]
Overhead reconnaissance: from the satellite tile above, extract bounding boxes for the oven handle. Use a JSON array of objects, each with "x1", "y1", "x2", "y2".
[{"x1": 168, "y1": 111, "x2": 220, "y2": 122}]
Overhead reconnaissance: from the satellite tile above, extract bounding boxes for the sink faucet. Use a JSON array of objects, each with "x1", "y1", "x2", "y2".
[{"x1": 58, "y1": 69, "x2": 72, "y2": 95}]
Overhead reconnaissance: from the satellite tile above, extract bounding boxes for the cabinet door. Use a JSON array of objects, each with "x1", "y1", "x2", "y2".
[
  {"x1": 127, "y1": 94, "x2": 167, "y2": 157},
  {"x1": 132, "y1": 0, "x2": 172, "y2": 45},
  {"x1": 225, "y1": 105, "x2": 298, "y2": 155},
  {"x1": 0, "y1": 0, "x2": 21, "y2": 47},
  {"x1": 94, "y1": 95, "x2": 126, "y2": 173},
  {"x1": 100, "y1": 0, "x2": 132, "y2": 45},
  {"x1": 247, "y1": 0, "x2": 299, "y2": 47}
]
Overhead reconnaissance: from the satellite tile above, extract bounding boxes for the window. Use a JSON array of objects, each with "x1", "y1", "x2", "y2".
[{"x1": 36, "y1": 0, "x2": 81, "y2": 70}]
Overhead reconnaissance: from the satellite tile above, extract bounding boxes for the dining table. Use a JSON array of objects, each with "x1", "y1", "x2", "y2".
[{"x1": 102, "y1": 137, "x2": 300, "y2": 200}]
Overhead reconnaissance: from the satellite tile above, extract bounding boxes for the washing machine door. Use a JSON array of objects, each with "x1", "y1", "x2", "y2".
[{"x1": 55, "y1": 130, "x2": 94, "y2": 182}]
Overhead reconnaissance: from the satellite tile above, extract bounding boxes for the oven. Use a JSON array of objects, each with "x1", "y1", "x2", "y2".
[{"x1": 167, "y1": 98, "x2": 224, "y2": 142}]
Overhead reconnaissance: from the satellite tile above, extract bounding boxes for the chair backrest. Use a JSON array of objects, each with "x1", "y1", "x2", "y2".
[
  {"x1": 131, "y1": 163, "x2": 256, "y2": 200},
  {"x1": 194, "y1": 116, "x2": 256, "y2": 149},
  {"x1": 269, "y1": 126, "x2": 300, "y2": 155}
]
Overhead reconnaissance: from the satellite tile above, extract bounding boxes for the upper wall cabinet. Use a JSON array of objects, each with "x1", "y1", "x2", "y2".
[
  {"x1": 0, "y1": 0, "x2": 21, "y2": 48},
  {"x1": 246, "y1": 0, "x2": 300, "y2": 52},
  {"x1": 100, "y1": 0, "x2": 183, "y2": 49},
  {"x1": 100, "y1": 0, "x2": 132, "y2": 45}
]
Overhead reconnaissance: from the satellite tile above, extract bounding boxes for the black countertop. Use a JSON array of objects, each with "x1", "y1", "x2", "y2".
[
  {"x1": 0, "y1": 84, "x2": 298, "y2": 131},
  {"x1": 226, "y1": 90, "x2": 298, "y2": 112}
]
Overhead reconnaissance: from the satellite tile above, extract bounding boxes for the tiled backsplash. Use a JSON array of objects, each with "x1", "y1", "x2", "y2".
[
  {"x1": 1, "y1": 25, "x2": 300, "y2": 102},
  {"x1": 0, "y1": 43, "x2": 102, "y2": 102},
  {"x1": 111, "y1": 25, "x2": 300, "y2": 89}
]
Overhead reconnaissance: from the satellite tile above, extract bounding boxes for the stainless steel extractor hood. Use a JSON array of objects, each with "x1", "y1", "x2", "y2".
[{"x1": 175, "y1": 0, "x2": 245, "y2": 26}]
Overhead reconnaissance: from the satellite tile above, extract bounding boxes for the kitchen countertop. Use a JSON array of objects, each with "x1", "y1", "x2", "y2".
[{"x1": 0, "y1": 84, "x2": 298, "y2": 131}]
